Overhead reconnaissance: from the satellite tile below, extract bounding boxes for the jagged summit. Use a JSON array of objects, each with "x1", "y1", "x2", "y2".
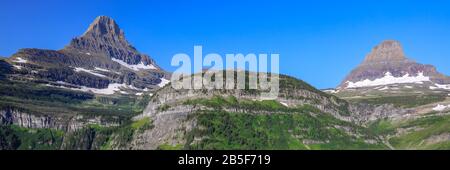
[
  {"x1": 82, "y1": 16, "x2": 124, "y2": 38},
  {"x1": 65, "y1": 16, "x2": 155, "y2": 66},
  {"x1": 362, "y1": 40, "x2": 409, "y2": 65},
  {"x1": 79, "y1": 16, "x2": 130, "y2": 49}
]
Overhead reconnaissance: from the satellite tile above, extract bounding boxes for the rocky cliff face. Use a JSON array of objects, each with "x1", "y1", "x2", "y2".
[
  {"x1": 338, "y1": 40, "x2": 450, "y2": 89},
  {"x1": 0, "y1": 107, "x2": 120, "y2": 132}
]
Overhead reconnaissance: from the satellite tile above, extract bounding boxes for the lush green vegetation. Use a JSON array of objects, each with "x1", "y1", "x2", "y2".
[
  {"x1": 131, "y1": 117, "x2": 154, "y2": 134},
  {"x1": 184, "y1": 109, "x2": 385, "y2": 150},
  {"x1": 388, "y1": 115, "x2": 450, "y2": 149},
  {"x1": 368, "y1": 119, "x2": 396, "y2": 136},
  {"x1": 349, "y1": 94, "x2": 447, "y2": 108},
  {"x1": 0, "y1": 116, "x2": 155, "y2": 150},
  {"x1": 184, "y1": 95, "x2": 289, "y2": 112},
  {"x1": 367, "y1": 115, "x2": 450, "y2": 150},
  {"x1": 158, "y1": 143, "x2": 184, "y2": 150},
  {"x1": 0, "y1": 125, "x2": 64, "y2": 150},
  {"x1": 61, "y1": 125, "x2": 111, "y2": 150}
]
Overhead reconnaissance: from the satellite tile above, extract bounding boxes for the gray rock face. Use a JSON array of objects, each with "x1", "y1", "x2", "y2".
[
  {"x1": 130, "y1": 105, "x2": 197, "y2": 149},
  {"x1": 348, "y1": 103, "x2": 414, "y2": 124},
  {"x1": 339, "y1": 40, "x2": 450, "y2": 88},
  {"x1": 0, "y1": 108, "x2": 120, "y2": 132}
]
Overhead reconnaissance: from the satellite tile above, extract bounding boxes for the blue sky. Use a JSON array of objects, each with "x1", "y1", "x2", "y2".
[{"x1": 1, "y1": 0, "x2": 450, "y2": 88}]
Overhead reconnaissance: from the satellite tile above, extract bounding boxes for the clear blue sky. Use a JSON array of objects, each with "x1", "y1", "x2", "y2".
[{"x1": 1, "y1": 0, "x2": 450, "y2": 89}]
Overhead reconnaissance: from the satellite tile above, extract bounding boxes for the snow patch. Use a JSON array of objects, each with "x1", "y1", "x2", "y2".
[
  {"x1": 74, "y1": 67, "x2": 107, "y2": 78},
  {"x1": 86, "y1": 53, "x2": 91, "y2": 56},
  {"x1": 158, "y1": 78, "x2": 170, "y2": 87},
  {"x1": 94, "y1": 67, "x2": 110, "y2": 72},
  {"x1": 13, "y1": 65, "x2": 22, "y2": 70},
  {"x1": 13, "y1": 57, "x2": 27, "y2": 63},
  {"x1": 51, "y1": 81, "x2": 130, "y2": 95},
  {"x1": 279, "y1": 101, "x2": 289, "y2": 107},
  {"x1": 324, "y1": 89, "x2": 339, "y2": 94},
  {"x1": 135, "y1": 92, "x2": 143, "y2": 96},
  {"x1": 79, "y1": 83, "x2": 125, "y2": 95},
  {"x1": 346, "y1": 72, "x2": 430, "y2": 88},
  {"x1": 379, "y1": 86, "x2": 390, "y2": 91},
  {"x1": 432, "y1": 104, "x2": 450, "y2": 112},
  {"x1": 57, "y1": 79, "x2": 149, "y2": 94},
  {"x1": 434, "y1": 84, "x2": 450, "y2": 90},
  {"x1": 404, "y1": 85, "x2": 413, "y2": 89},
  {"x1": 111, "y1": 58, "x2": 157, "y2": 71}
]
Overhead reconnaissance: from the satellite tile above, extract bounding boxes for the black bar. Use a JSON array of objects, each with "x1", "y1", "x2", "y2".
[{"x1": 1, "y1": 150, "x2": 449, "y2": 169}]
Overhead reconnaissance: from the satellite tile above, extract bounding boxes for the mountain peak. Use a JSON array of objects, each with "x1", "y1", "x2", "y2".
[
  {"x1": 82, "y1": 16, "x2": 124, "y2": 38},
  {"x1": 64, "y1": 16, "x2": 157, "y2": 67},
  {"x1": 362, "y1": 40, "x2": 407, "y2": 64},
  {"x1": 338, "y1": 40, "x2": 450, "y2": 89}
]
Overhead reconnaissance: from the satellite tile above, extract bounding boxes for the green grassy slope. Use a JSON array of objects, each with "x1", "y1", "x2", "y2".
[{"x1": 369, "y1": 114, "x2": 450, "y2": 150}]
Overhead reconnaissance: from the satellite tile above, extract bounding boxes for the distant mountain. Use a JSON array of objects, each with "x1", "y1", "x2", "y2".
[
  {"x1": 337, "y1": 40, "x2": 450, "y2": 91},
  {"x1": 4, "y1": 16, "x2": 169, "y2": 95}
]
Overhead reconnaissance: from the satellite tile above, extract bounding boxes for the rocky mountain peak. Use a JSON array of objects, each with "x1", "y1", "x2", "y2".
[
  {"x1": 65, "y1": 16, "x2": 155, "y2": 66},
  {"x1": 362, "y1": 40, "x2": 407, "y2": 65},
  {"x1": 338, "y1": 40, "x2": 450, "y2": 89},
  {"x1": 69, "y1": 15, "x2": 132, "y2": 52},
  {"x1": 82, "y1": 16, "x2": 125, "y2": 40}
]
